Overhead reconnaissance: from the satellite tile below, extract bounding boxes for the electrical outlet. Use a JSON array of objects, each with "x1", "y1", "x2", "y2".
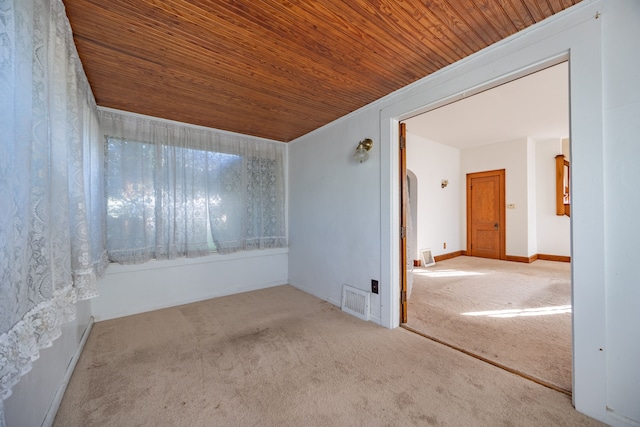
[{"x1": 371, "y1": 279, "x2": 379, "y2": 294}]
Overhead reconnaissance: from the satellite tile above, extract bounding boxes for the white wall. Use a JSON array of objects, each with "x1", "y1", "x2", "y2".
[
  {"x1": 602, "y1": 0, "x2": 640, "y2": 422},
  {"x1": 406, "y1": 133, "x2": 462, "y2": 257},
  {"x1": 408, "y1": 135, "x2": 568, "y2": 259},
  {"x1": 92, "y1": 248, "x2": 288, "y2": 321},
  {"x1": 526, "y1": 138, "x2": 538, "y2": 256},
  {"x1": 461, "y1": 138, "x2": 531, "y2": 257},
  {"x1": 535, "y1": 138, "x2": 571, "y2": 256},
  {"x1": 288, "y1": 108, "x2": 382, "y2": 322},
  {"x1": 3, "y1": 301, "x2": 92, "y2": 427},
  {"x1": 290, "y1": 1, "x2": 640, "y2": 424}
]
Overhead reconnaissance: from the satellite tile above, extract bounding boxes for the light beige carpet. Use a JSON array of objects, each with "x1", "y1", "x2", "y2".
[
  {"x1": 54, "y1": 285, "x2": 599, "y2": 426},
  {"x1": 407, "y1": 256, "x2": 572, "y2": 393}
]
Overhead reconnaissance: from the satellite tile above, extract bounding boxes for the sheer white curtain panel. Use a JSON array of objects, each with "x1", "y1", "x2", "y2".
[
  {"x1": 0, "y1": 0, "x2": 106, "y2": 423},
  {"x1": 101, "y1": 110, "x2": 287, "y2": 263}
]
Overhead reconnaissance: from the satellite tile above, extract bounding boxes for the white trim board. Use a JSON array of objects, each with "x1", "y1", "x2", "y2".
[{"x1": 42, "y1": 317, "x2": 94, "y2": 427}]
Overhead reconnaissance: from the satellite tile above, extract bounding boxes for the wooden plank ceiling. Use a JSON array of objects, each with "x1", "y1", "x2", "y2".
[{"x1": 62, "y1": 0, "x2": 581, "y2": 142}]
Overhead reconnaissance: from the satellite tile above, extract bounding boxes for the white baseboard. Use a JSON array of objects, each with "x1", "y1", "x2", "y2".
[
  {"x1": 369, "y1": 314, "x2": 381, "y2": 325},
  {"x1": 42, "y1": 317, "x2": 94, "y2": 427},
  {"x1": 289, "y1": 282, "x2": 340, "y2": 307},
  {"x1": 289, "y1": 282, "x2": 383, "y2": 325}
]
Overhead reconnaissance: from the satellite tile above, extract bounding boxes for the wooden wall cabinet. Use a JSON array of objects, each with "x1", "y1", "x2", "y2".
[{"x1": 555, "y1": 154, "x2": 570, "y2": 216}]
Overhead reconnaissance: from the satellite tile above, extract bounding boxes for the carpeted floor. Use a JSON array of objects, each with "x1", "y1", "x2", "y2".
[
  {"x1": 53, "y1": 284, "x2": 598, "y2": 426},
  {"x1": 407, "y1": 256, "x2": 572, "y2": 393}
]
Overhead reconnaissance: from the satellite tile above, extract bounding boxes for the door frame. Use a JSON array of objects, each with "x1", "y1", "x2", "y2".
[
  {"x1": 466, "y1": 169, "x2": 506, "y2": 260},
  {"x1": 379, "y1": 3, "x2": 607, "y2": 419},
  {"x1": 399, "y1": 122, "x2": 408, "y2": 324}
]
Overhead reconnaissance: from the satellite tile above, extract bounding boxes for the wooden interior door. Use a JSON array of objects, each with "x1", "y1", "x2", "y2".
[
  {"x1": 466, "y1": 169, "x2": 506, "y2": 260},
  {"x1": 399, "y1": 122, "x2": 408, "y2": 323}
]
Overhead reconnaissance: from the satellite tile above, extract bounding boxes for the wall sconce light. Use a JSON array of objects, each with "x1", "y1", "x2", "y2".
[
  {"x1": 441, "y1": 179, "x2": 449, "y2": 188},
  {"x1": 353, "y1": 138, "x2": 373, "y2": 163}
]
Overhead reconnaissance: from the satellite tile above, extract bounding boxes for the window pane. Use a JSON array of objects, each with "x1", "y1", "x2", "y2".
[{"x1": 105, "y1": 136, "x2": 284, "y2": 263}]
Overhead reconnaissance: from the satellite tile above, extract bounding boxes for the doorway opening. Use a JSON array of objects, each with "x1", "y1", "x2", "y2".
[{"x1": 399, "y1": 62, "x2": 572, "y2": 395}]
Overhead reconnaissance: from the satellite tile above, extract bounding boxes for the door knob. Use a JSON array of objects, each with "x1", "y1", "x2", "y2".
[{"x1": 494, "y1": 223, "x2": 499, "y2": 230}]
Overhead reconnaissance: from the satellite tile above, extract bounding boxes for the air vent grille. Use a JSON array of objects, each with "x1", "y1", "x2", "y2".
[{"x1": 341, "y1": 285, "x2": 370, "y2": 321}]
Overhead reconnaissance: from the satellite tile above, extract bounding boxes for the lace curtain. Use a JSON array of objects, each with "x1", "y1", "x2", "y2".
[
  {"x1": 0, "y1": 0, "x2": 106, "y2": 423},
  {"x1": 101, "y1": 110, "x2": 287, "y2": 263}
]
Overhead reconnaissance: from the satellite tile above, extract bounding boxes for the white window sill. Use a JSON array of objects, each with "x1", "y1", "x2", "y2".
[{"x1": 104, "y1": 247, "x2": 289, "y2": 275}]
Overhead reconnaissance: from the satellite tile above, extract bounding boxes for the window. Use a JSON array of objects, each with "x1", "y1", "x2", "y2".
[{"x1": 104, "y1": 126, "x2": 286, "y2": 264}]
